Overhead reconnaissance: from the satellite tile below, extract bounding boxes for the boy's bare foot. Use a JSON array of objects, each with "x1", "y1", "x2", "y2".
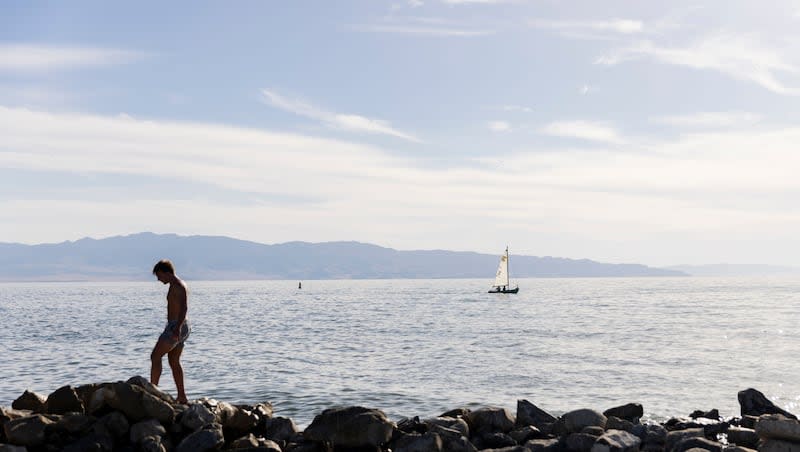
[{"x1": 176, "y1": 396, "x2": 189, "y2": 404}]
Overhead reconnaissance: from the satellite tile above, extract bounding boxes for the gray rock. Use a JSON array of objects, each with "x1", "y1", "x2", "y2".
[
  {"x1": 604, "y1": 404, "x2": 644, "y2": 423},
  {"x1": 52, "y1": 413, "x2": 95, "y2": 434},
  {"x1": 517, "y1": 399, "x2": 558, "y2": 428},
  {"x1": 739, "y1": 416, "x2": 759, "y2": 429},
  {"x1": 566, "y1": 432, "x2": 599, "y2": 452},
  {"x1": 0, "y1": 444, "x2": 28, "y2": 452},
  {"x1": 182, "y1": 403, "x2": 216, "y2": 431},
  {"x1": 473, "y1": 432, "x2": 517, "y2": 450},
  {"x1": 105, "y1": 382, "x2": 149, "y2": 421},
  {"x1": 426, "y1": 416, "x2": 470, "y2": 437},
  {"x1": 509, "y1": 425, "x2": 542, "y2": 443},
  {"x1": 61, "y1": 431, "x2": 114, "y2": 452},
  {"x1": 3, "y1": 415, "x2": 55, "y2": 447},
  {"x1": 665, "y1": 428, "x2": 704, "y2": 452},
  {"x1": 466, "y1": 407, "x2": 516, "y2": 434},
  {"x1": 253, "y1": 402, "x2": 274, "y2": 420},
  {"x1": 591, "y1": 429, "x2": 642, "y2": 452},
  {"x1": 264, "y1": 416, "x2": 299, "y2": 442},
  {"x1": 563, "y1": 409, "x2": 608, "y2": 433},
  {"x1": 480, "y1": 447, "x2": 528, "y2": 452},
  {"x1": 393, "y1": 432, "x2": 443, "y2": 452},
  {"x1": 230, "y1": 433, "x2": 260, "y2": 448},
  {"x1": 738, "y1": 389, "x2": 797, "y2": 420},
  {"x1": 606, "y1": 416, "x2": 635, "y2": 433},
  {"x1": 11, "y1": 391, "x2": 46, "y2": 413},
  {"x1": 759, "y1": 439, "x2": 800, "y2": 452},
  {"x1": 756, "y1": 414, "x2": 800, "y2": 442},
  {"x1": 87, "y1": 387, "x2": 113, "y2": 414},
  {"x1": 141, "y1": 435, "x2": 167, "y2": 452},
  {"x1": 726, "y1": 427, "x2": 758, "y2": 449},
  {"x1": 176, "y1": 424, "x2": 225, "y2": 452},
  {"x1": 126, "y1": 376, "x2": 176, "y2": 404},
  {"x1": 93, "y1": 411, "x2": 129, "y2": 439},
  {"x1": 442, "y1": 408, "x2": 471, "y2": 418},
  {"x1": 222, "y1": 405, "x2": 260, "y2": 433},
  {"x1": 44, "y1": 386, "x2": 84, "y2": 415},
  {"x1": 130, "y1": 418, "x2": 166, "y2": 443},
  {"x1": 583, "y1": 426, "x2": 606, "y2": 437},
  {"x1": 141, "y1": 392, "x2": 176, "y2": 424},
  {"x1": 525, "y1": 438, "x2": 562, "y2": 452},
  {"x1": 428, "y1": 424, "x2": 477, "y2": 452},
  {"x1": 304, "y1": 406, "x2": 394, "y2": 448},
  {"x1": 723, "y1": 447, "x2": 757, "y2": 452},
  {"x1": 672, "y1": 437, "x2": 722, "y2": 452}
]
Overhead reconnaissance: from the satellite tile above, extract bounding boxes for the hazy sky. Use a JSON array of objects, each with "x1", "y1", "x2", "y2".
[{"x1": 2, "y1": 1, "x2": 800, "y2": 266}]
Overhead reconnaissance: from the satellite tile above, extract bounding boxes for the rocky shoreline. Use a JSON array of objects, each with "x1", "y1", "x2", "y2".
[{"x1": 2, "y1": 378, "x2": 799, "y2": 452}]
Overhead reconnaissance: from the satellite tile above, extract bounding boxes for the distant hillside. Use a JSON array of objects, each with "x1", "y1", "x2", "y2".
[
  {"x1": 667, "y1": 264, "x2": 800, "y2": 277},
  {"x1": 0, "y1": 232, "x2": 686, "y2": 281}
]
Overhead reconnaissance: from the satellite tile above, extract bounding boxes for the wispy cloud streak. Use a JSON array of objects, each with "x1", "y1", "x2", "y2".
[
  {"x1": 261, "y1": 89, "x2": 421, "y2": 142},
  {"x1": 0, "y1": 44, "x2": 146, "y2": 72}
]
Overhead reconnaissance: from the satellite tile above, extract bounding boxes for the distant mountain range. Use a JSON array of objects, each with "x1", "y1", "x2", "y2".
[{"x1": 0, "y1": 232, "x2": 686, "y2": 281}]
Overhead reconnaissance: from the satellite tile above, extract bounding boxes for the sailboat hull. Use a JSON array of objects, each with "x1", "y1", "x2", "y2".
[{"x1": 488, "y1": 287, "x2": 519, "y2": 294}]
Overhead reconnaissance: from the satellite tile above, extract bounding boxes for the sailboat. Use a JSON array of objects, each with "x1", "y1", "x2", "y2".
[{"x1": 488, "y1": 246, "x2": 519, "y2": 294}]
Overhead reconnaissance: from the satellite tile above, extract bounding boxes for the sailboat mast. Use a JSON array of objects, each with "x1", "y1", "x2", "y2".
[{"x1": 506, "y1": 246, "x2": 510, "y2": 286}]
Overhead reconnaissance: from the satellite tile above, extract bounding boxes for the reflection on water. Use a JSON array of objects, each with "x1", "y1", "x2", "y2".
[{"x1": 1, "y1": 277, "x2": 798, "y2": 427}]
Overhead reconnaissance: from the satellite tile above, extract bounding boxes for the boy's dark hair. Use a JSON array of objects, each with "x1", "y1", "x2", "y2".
[{"x1": 152, "y1": 259, "x2": 175, "y2": 274}]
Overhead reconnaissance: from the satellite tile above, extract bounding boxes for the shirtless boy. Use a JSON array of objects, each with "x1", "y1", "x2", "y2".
[{"x1": 151, "y1": 259, "x2": 190, "y2": 404}]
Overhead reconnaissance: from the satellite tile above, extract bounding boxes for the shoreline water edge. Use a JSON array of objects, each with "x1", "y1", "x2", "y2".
[{"x1": 2, "y1": 377, "x2": 799, "y2": 451}]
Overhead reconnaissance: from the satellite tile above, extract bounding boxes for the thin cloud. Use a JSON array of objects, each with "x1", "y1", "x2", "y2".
[
  {"x1": 348, "y1": 24, "x2": 492, "y2": 37},
  {"x1": 261, "y1": 89, "x2": 421, "y2": 142},
  {"x1": 653, "y1": 111, "x2": 762, "y2": 128},
  {"x1": 501, "y1": 105, "x2": 532, "y2": 113},
  {"x1": 488, "y1": 121, "x2": 511, "y2": 132},
  {"x1": 442, "y1": 0, "x2": 519, "y2": 4},
  {"x1": 540, "y1": 120, "x2": 623, "y2": 144},
  {"x1": 530, "y1": 19, "x2": 644, "y2": 38},
  {"x1": 0, "y1": 43, "x2": 146, "y2": 72},
  {"x1": 597, "y1": 33, "x2": 800, "y2": 95}
]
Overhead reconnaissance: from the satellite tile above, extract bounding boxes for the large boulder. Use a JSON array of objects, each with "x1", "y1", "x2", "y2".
[
  {"x1": 304, "y1": 406, "x2": 395, "y2": 448},
  {"x1": 428, "y1": 423, "x2": 477, "y2": 452},
  {"x1": 105, "y1": 382, "x2": 174, "y2": 423},
  {"x1": 182, "y1": 402, "x2": 217, "y2": 431},
  {"x1": 176, "y1": 424, "x2": 225, "y2": 452},
  {"x1": 603, "y1": 404, "x2": 643, "y2": 423},
  {"x1": 426, "y1": 416, "x2": 470, "y2": 437},
  {"x1": 93, "y1": 410, "x2": 130, "y2": 439},
  {"x1": 392, "y1": 431, "x2": 443, "y2": 452},
  {"x1": 726, "y1": 427, "x2": 759, "y2": 449},
  {"x1": 591, "y1": 429, "x2": 642, "y2": 452},
  {"x1": 563, "y1": 409, "x2": 607, "y2": 434},
  {"x1": 126, "y1": 376, "x2": 176, "y2": 404},
  {"x1": 566, "y1": 432, "x2": 599, "y2": 452},
  {"x1": 756, "y1": 414, "x2": 800, "y2": 442},
  {"x1": 665, "y1": 428, "x2": 704, "y2": 452},
  {"x1": 517, "y1": 400, "x2": 558, "y2": 429},
  {"x1": 264, "y1": 416, "x2": 299, "y2": 442},
  {"x1": 11, "y1": 391, "x2": 46, "y2": 413},
  {"x1": 466, "y1": 407, "x2": 516, "y2": 434},
  {"x1": 525, "y1": 438, "x2": 562, "y2": 452},
  {"x1": 130, "y1": 418, "x2": 166, "y2": 444},
  {"x1": 44, "y1": 386, "x2": 84, "y2": 414},
  {"x1": 738, "y1": 389, "x2": 797, "y2": 420},
  {"x1": 759, "y1": 439, "x2": 800, "y2": 452},
  {"x1": 3, "y1": 414, "x2": 55, "y2": 447}
]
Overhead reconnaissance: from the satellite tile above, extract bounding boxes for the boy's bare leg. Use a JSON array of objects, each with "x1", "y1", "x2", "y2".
[
  {"x1": 168, "y1": 344, "x2": 188, "y2": 403},
  {"x1": 150, "y1": 340, "x2": 173, "y2": 386}
]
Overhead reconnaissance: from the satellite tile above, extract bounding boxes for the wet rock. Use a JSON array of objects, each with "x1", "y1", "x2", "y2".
[
  {"x1": 665, "y1": 428, "x2": 704, "y2": 452},
  {"x1": 517, "y1": 400, "x2": 558, "y2": 429},
  {"x1": 509, "y1": 425, "x2": 542, "y2": 443},
  {"x1": 672, "y1": 437, "x2": 723, "y2": 452},
  {"x1": 566, "y1": 432, "x2": 598, "y2": 452},
  {"x1": 563, "y1": 409, "x2": 607, "y2": 434},
  {"x1": 141, "y1": 435, "x2": 167, "y2": 452},
  {"x1": 392, "y1": 431, "x2": 443, "y2": 452},
  {"x1": 738, "y1": 389, "x2": 797, "y2": 420},
  {"x1": 606, "y1": 416, "x2": 635, "y2": 433},
  {"x1": 182, "y1": 402, "x2": 216, "y2": 431},
  {"x1": 466, "y1": 407, "x2": 516, "y2": 434},
  {"x1": 426, "y1": 416, "x2": 470, "y2": 437},
  {"x1": 304, "y1": 406, "x2": 394, "y2": 448},
  {"x1": 690, "y1": 410, "x2": 720, "y2": 421},
  {"x1": 525, "y1": 438, "x2": 563, "y2": 452},
  {"x1": 603, "y1": 404, "x2": 643, "y2": 423},
  {"x1": 45, "y1": 385, "x2": 84, "y2": 414},
  {"x1": 130, "y1": 419, "x2": 166, "y2": 443},
  {"x1": 428, "y1": 424, "x2": 477, "y2": 452},
  {"x1": 725, "y1": 427, "x2": 758, "y2": 449},
  {"x1": 264, "y1": 416, "x2": 299, "y2": 442},
  {"x1": 93, "y1": 411, "x2": 129, "y2": 439},
  {"x1": 3, "y1": 415, "x2": 55, "y2": 447},
  {"x1": 583, "y1": 426, "x2": 605, "y2": 437},
  {"x1": 759, "y1": 439, "x2": 800, "y2": 452},
  {"x1": 472, "y1": 432, "x2": 516, "y2": 450},
  {"x1": 442, "y1": 408, "x2": 471, "y2": 418},
  {"x1": 591, "y1": 429, "x2": 641, "y2": 452},
  {"x1": 756, "y1": 414, "x2": 800, "y2": 442},
  {"x1": 176, "y1": 424, "x2": 224, "y2": 452},
  {"x1": 11, "y1": 391, "x2": 46, "y2": 413},
  {"x1": 126, "y1": 376, "x2": 176, "y2": 404}
]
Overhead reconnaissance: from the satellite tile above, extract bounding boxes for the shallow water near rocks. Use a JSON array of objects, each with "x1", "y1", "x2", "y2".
[{"x1": 1, "y1": 277, "x2": 798, "y2": 427}]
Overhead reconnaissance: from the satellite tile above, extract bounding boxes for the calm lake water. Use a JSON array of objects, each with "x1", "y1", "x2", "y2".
[{"x1": 1, "y1": 277, "x2": 798, "y2": 427}]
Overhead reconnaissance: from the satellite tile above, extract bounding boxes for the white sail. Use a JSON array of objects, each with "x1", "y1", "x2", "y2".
[{"x1": 493, "y1": 251, "x2": 509, "y2": 287}]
